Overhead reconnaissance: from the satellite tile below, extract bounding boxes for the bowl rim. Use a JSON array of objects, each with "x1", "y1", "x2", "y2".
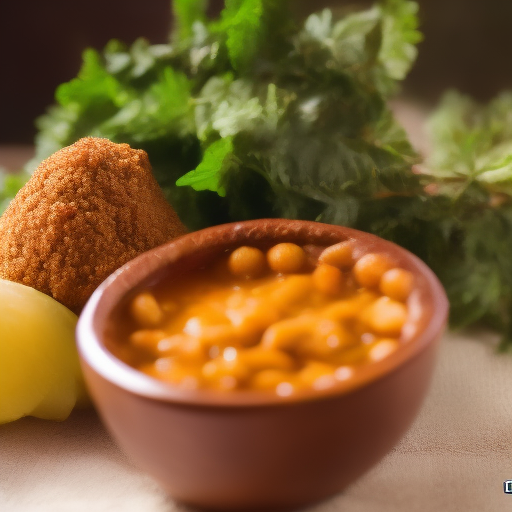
[{"x1": 76, "y1": 219, "x2": 448, "y2": 408}]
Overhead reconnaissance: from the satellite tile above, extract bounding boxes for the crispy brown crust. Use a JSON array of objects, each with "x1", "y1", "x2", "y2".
[{"x1": 0, "y1": 137, "x2": 186, "y2": 313}]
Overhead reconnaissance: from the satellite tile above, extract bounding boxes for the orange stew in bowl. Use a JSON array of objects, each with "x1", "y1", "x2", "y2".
[{"x1": 109, "y1": 241, "x2": 414, "y2": 395}]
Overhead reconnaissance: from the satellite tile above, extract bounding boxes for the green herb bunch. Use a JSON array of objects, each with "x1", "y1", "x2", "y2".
[
  {"x1": 25, "y1": 0, "x2": 423, "y2": 231},
  {"x1": 4, "y1": 0, "x2": 512, "y2": 346},
  {"x1": 420, "y1": 92, "x2": 512, "y2": 346}
]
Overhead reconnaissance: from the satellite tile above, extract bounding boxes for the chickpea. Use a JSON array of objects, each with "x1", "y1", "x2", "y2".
[
  {"x1": 226, "y1": 298, "x2": 280, "y2": 341},
  {"x1": 130, "y1": 292, "x2": 163, "y2": 327},
  {"x1": 368, "y1": 339, "x2": 399, "y2": 362},
  {"x1": 380, "y1": 268, "x2": 414, "y2": 302},
  {"x1": 334, "y1": 365, "x2": 354, "y2": 381},
  {"x1": 323, "y1": 300, "x2": 360, "y2": 321},
  {"x1": 202, "y1": 354, "x2": 250, "y2": 389},
  {"x1": 154, "y1": 333, "x2": 189, "y2": 355},
  {"x1": 323, "y1": 290, "x2": 378, "y2": 321},
  {"x1": 275, "y1": 382, "x2": 296, "y2": 397},
  {"x1": 142, "y1": 358, "x2": 203, "y2": 388},
  {"x1": 361, "y1": 296, "x2": 408, "y2": 336},
  {"x1": 298, "y1": 361, "x2": 336, "y2": 388},
  {"x1": 196, "y1": 324, "x2": 240, "y2": 347},
  {"x1": 239, "y1": 347, "x2": 295, "y2": 372},
  {"x1": 261, "y1": 315, "x2": 316, "y2": 351},
  {"x1": 129, "y1": 329, "x2": 167, "y2": 352},
  {"x1": 352, "y1": 253, "x2": 392, "y2": 289},
  {"x1": 298, "y1": 321, "x2": 356, "y2": 359},
  {"x1": 251, "y1": 369, "x2": 296, "y2": 392},
  {"x1": 228, "y1": 246, "x2": 267, "y2": 278},
  {"x1": 158, "y1": 335, "x2": 206, "y2": 364},
  {"x1": 312, "y1": 264, "x2": 344, "y2": 295},
  {"x1": 267, "y1": 243, "x2": 306, "y2": 274},
  {"x1": 318, "y1": 241, "x2": 355, "y2": 269},
  {"x1": 270, "y1": 275, "x2": 313, "y2": 311},
  {"x1": 330, "y1": 345, "x2": 367, "y2": 366}
]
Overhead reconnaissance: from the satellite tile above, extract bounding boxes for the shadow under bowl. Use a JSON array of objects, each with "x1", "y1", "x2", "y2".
[{"x1": 76, "y1": 219, "x2": 448, "y2": 511}]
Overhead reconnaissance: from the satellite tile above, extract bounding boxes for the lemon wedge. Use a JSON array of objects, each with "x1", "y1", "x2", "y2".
[{"x1": 0, "y1": 279, "x2": 88, "y2": 423}]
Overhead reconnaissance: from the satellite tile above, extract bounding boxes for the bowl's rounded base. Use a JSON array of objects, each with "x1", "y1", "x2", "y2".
[{"x1": 83, "y1": 333, "x2": 439, "y2": 511}]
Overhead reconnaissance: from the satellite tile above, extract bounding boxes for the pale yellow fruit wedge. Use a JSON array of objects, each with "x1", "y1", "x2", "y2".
[{"x1": 0, "y1": 279, "x2": 89, "y2": 424}]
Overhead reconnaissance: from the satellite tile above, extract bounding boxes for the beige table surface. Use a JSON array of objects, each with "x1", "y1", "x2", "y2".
[{"x1": 1, "y1": 145, "x2": 512, "y2": 512}]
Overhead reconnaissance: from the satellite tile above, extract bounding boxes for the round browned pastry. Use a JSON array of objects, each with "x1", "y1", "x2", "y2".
[{"x1": 0, "y1": 137, "x2": 186, "y2": 313}]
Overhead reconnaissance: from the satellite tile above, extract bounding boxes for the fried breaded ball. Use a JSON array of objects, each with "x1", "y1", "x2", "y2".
[{"x1": 0, "y1": 137, "x2": 186, "y2": 314}]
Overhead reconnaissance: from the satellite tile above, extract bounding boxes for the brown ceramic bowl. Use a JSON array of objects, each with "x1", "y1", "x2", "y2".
[{"x1": 76, "y1": 219, "x2": 448, "y2": 511}]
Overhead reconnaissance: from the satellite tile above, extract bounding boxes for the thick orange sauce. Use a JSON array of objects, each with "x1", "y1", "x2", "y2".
[{"x1": 108, "y1": 241, "x2": 413, "y2": 396}]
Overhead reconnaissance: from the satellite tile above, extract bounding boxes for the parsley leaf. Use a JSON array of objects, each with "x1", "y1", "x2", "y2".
[
  {"x1": 222, "y1": 0, "x2": 264, "y2": 71},
  {"x1": 426, "y1": 91, "x2": 512, "y2": 195},
  {"x1": 172, "y1": 0, "x2": 208, "y2": 42},
  {"x1": 56, "y1": 49, "x2": 128, "y2": 109},
  {"x1": 99, "y1": 66, "x2": 194, "y2": 141},
  {"x1": 379, "y1": 0, "x2": 423, "y2": 81},
  {"x1": 220, "y1": 0, "x2": 291, "y2": 71},
  {"x1": 421, "y1": 90, "x2": 512, "y2": 345},
  {"x1": 176, "y1": 137, "x2": 234, "y2": 196}
]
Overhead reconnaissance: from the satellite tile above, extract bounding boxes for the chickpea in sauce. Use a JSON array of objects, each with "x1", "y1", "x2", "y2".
[{"x1": 110, "y1": 240, "x2": 414, "y2": 396}]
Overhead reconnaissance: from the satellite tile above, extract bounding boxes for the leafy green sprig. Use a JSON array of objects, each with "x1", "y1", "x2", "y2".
[{"x1": 417, "y1": 91, "x2": 512, "y2": 347}]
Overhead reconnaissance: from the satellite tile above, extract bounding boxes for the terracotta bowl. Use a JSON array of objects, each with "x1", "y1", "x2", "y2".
[{"x1": 76, "y1": 219, "x2": 448, "y2": 511}]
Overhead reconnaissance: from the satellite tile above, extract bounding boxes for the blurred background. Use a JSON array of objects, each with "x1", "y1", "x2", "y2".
[{"x1": 1, "y1": 0, "x2": 512, "y2": 144}]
